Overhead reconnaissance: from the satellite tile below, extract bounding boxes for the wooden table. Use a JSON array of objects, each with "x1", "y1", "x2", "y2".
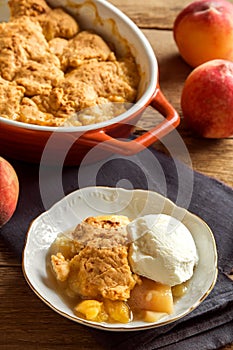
[{"x1": 0, "y1": 1, "x2": 232, "y2": 349}]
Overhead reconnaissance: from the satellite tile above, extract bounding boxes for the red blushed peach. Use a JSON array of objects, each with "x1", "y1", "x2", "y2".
[
  {"x1": 173, "y1": 0, "x2": 233, "y2": 67},
  {"x1": 181, "y1": 59, "x2": 233, "y2": 138},
  {"x1": 0, "y1": 157, "x2": 19, "y2": 227}
]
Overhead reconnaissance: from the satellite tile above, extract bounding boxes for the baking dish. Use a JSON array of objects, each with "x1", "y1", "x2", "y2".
[{"x1": 0, "y1": 0, "x2": 180, "y2": 164}]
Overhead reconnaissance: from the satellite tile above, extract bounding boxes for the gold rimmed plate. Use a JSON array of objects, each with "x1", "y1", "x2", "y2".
[{"x1": 22, "y1": 186, "x2": 218, "y2": 331}]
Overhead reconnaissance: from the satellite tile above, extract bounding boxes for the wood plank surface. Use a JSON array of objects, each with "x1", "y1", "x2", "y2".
[
  {"x1": 110, "y1": 0, "x2": 233, "y2": 28},
  {"x1": 110, "y1": 0, "x2": 194, "y2": 28},
  {"x1": 0, "y1": 0, "x2": 232, "y2": 349}
]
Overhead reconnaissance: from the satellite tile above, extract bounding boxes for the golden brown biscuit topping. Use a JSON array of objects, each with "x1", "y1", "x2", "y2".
[{"x1": 0, "y1": 0, "x2": 139, "y2": 126}]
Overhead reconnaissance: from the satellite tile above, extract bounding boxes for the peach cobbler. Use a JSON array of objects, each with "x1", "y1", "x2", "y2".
[
  {"x1": 0, "y1": 0, "x2": 139, "y2": 126},
  {"x1": 49, "y1": 215, "x2": 195, "y2": 324}
]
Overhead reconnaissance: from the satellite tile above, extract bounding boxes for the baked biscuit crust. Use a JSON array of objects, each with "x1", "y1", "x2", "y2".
[{"x1": 51, "y1": 215, "x2": 140, "y2": 301}]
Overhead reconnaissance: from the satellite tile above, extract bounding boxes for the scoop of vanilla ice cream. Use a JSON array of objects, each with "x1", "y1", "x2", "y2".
[{"x1": 127, "y1": 214, "x2": 198, "y2": 286}]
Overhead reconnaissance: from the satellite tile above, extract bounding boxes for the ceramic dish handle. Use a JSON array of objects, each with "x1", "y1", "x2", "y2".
[{"x1": 80, "y1": 87, "x2": 180, "y2": 155}]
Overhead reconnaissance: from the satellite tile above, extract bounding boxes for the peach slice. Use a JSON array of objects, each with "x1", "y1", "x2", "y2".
[
  {"x1": 141, "y1": 310, "x2": 167, "y2": 323},
  {"x1": 129, "y1": 277, "x2": 173, "y2": 314}
]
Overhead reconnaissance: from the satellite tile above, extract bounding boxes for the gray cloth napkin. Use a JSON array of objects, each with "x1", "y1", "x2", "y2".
[{"x1": 1, "y1": 148, "x2": 233, "y2": 349}]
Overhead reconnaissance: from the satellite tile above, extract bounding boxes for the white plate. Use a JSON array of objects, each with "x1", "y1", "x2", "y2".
[{"x1": 22, "y1": 186, "x2": 218, "y2": 331}]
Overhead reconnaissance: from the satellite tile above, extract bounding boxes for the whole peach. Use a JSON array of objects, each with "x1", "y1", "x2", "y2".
[
  {"x1": 173, "y1": 0, "x2": 233, "y2": 67},
  {"x1": 0, "y1": 157, "x2": 19, "y2": 227},
  {"x1": 181, "y1": 59, "x2": 233, "y2": 138}
]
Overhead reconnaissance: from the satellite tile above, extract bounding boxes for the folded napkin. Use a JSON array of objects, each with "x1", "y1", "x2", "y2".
[{"x1": 1, "y1": 147, "x2": 233, "y2": 350}]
